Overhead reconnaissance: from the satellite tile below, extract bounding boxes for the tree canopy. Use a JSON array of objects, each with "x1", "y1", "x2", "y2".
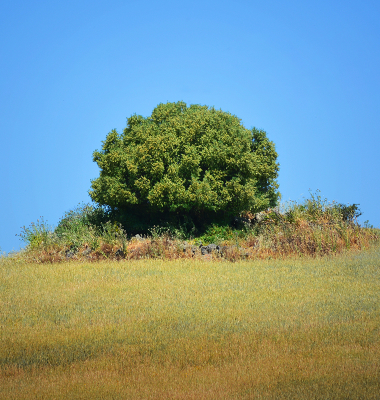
[{"x1": 89, "y1": 101, "x2": 279, "y2": 232}]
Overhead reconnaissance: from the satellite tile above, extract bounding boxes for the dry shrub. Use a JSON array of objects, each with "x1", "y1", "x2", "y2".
[
  {"x1": 126, "y1": 236, "x2": 185, "y2": 260},
  {"x1": 28, "y1": 248, "x2": 63, "y2": 263},
  {"x1": 243, "y1": 220, "x2": 379, "y2": 259},
  {"x1": 16, "y1": 224, "x2": 379, "y2": 263},
  {"x1": 85, "y1": 243, "x2": 114, "y2": 261}
]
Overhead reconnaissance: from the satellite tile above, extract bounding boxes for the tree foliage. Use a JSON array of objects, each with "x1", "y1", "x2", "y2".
[{"x1": 89, "y1": 102, "x2": 279, "y2": 231}]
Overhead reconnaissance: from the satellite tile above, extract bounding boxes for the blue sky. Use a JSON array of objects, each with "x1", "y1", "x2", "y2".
[{"x1": 1, "y1": 0, "x2": 379, "y2": 253}]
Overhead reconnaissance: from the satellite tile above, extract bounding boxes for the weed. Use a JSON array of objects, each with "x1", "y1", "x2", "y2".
[{"x1": 17, "y1": 217, "x2": 55, "y2": 250}]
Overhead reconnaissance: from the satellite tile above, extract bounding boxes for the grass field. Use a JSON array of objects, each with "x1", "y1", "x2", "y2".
[{"x1": 1, "y1": 243, "x2": 379, "y2": 399}]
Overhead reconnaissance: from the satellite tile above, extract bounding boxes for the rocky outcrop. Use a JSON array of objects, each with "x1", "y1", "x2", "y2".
[
  {"x1": 234, "y1": 208, "x2": 284, "y2": 229},
  {"x1": 180, "y1": 242, "x2": 249, "y2": 258}
]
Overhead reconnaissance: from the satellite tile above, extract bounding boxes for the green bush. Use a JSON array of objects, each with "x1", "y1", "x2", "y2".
[
  {"x1": 198, "y1": 224, "x2": 232, "y2": 245},
  {"x1": 334, "y1": 203, "x2": 362, "y2": 223},
  {"x1": 283, "y1": 191, "x2": 352, "y2": 225},
  {"x1": 18, "y1": 218, "x2": 55, "y2": 250},
  {"x1": 53, "y1": 203, "x2": 107, "y2": 251},
  {"x1": 89, "y1": 101, "x2": 279, "y2": 233},
  {"x1": 54, "y1": 203, "x2": 108, "y2": 237}
]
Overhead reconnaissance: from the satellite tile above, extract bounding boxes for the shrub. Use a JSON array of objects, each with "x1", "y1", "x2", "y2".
[
  {"x1": 198, "y1": 224, "x2": 238, "y2": 245},
  {"x1": 54, "y1": 203, "x2": 108, "y2": 238},
  {"x1": 18, "y1": 218, "x2": 55, "y2": 250},
  {"x1": 243, "y1": 191, "x2": 377, "y2": 258},
  {"x1": 334, "y1": 203, "x2": 362, "y2": 223}
]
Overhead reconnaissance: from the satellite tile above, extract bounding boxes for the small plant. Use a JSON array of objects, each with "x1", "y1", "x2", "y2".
[
  {"x1": 198, "y1": 224, "x2": 236, "y2": 245},
  {"x1": 18, "y1": 217, "x2": 55, "y2": 250},
  {"x1": 282, "y1": 190, "x2": 342, "y2": 225},
  {"x1": 363, "y1": 220, "x2": 374, "y2": 229},
  {"x1": 334, "y1": 203, "x2": 362, "y2": 223}
]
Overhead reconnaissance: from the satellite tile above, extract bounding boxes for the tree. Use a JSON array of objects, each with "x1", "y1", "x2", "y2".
[{"x1": 89, "y1": 101, "x2": 279, "y2": 232}]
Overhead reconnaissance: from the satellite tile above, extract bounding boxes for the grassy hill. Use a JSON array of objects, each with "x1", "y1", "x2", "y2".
[{"x1": 1, "y1": 242, "x2": 379, "y2": 399}]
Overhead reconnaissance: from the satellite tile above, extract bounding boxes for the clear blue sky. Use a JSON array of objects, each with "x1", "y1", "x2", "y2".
[{"x1": 1, "y1": 0, "x2": 379, "y2": 253}]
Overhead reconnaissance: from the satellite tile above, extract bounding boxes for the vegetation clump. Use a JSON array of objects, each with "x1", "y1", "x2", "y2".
[
  {"x1": 10, "y1": 102, "x2": 378, "y2": 262},
  {"x1": 14, "y1": 191, "x2": 378, "y2": 263}
]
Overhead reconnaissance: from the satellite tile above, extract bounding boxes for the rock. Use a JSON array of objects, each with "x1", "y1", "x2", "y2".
[
  {"x1": 233, "y1": 216, "x2": 253, "y2": 229},
  {"x1": 254, "y1": 208, "x2": 284, "y2": 224},
  {"x1": 218, "y1": 245, "x2": 229, "y2": 256},
  {"x1": 82, "y1": 247, "x2": 92, "y2": 256},
  {"x1": 206, "y1": 244, "x2": 218, "y2": 253},
  {"x1": 181, "y1": 242, "x2": 198, "y2": 256},
  {"x1": 200, "y1": 246, "x2": 208, "y2": 255},
  {"x1": 115, "y1": 248, "x2": 125, "y2": 258},
  {"x1": 253, "y1": 211, "x2": 266, "y2": 223},
  {"x1": 65, "y1": 249, "x2": 76, "y2": 259},
  {"x1": 181, "y1": 242, "x2": 223, "y2": 256},
  {"x1": 200, "y1": 244, "x2": 220, "y2": 255},
  {"x1": 234, "y1": 208, "x2": 285, "y2": 229},
  {"x1": 217, "y1": 245, "x2": 241, "y2": 257}
]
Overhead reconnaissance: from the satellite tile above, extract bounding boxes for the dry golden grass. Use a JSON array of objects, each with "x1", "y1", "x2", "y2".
[{"x1": 1, "y1": 243, "x2": 380, "y2": 399}]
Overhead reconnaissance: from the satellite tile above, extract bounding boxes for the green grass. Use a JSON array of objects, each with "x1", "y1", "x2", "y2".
[{"x1": 1, "y1": 243, "x2": 380, "y2": 399}]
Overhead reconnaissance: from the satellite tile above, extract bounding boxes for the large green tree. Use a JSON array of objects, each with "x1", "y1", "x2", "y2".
[{"x1": 89, "y1": 102, "x2": 279, "y2": 231}]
